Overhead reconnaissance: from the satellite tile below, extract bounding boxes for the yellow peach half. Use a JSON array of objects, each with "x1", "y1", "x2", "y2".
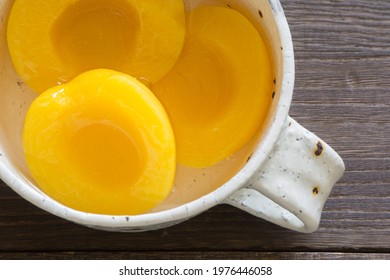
[
  {"x1": 152, "y1": 6, "x2": 274, "y2": 167},
  {"x1": 22, "y1": 69, "x2": 176, "y2": 215},
  {"x1": 7, "y1": 0, "x2": 185, "y2": 93}
]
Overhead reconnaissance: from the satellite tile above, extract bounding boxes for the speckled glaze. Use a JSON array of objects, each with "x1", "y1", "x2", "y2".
[
  {"x1": 227, "y1": 118, "x2": 345, "y2": 232},
  {"x1": 0, "y1": 0, "x2": 344, "y2": 233}
]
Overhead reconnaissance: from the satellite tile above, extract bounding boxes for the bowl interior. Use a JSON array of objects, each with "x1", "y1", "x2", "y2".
[{"x1": 0, "y1": 0, "x2": 284, "y2": 216}]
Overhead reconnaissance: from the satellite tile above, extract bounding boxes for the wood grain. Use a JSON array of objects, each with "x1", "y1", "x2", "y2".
[
  {"x1": 0, "y1": 251, "x2": 389, "y2": 260},
  {"x1": 0, "y1": 0, "x2": 389, "y2": 259}
]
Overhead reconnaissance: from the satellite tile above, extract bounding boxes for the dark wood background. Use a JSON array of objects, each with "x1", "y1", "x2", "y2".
[{"x1": 0, "y1": 0, "x2": 389, "y2": 260}]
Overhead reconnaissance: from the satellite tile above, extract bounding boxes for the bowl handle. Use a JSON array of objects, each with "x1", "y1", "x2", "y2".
[{"x1": 225, "y1": 116, "x2": 345, "y2": 233}]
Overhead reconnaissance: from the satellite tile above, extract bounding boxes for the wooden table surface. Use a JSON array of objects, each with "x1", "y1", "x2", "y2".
[{"x1": 1, "y1": 0, "x2": 389, "y2": 260}]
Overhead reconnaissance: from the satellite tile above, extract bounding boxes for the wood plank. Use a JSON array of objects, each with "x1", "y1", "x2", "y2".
[
  {"x1": 0, "y1": 251, "x2": 389, "y2": 260},
  {"x1": 0, "y1": 188, "x2": 389, "y2": 252}
]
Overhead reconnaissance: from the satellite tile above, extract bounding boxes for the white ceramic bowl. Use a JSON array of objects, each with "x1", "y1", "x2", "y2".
[{"x1": 0, "y1": 0, "x2": 344, "y2": 233}]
